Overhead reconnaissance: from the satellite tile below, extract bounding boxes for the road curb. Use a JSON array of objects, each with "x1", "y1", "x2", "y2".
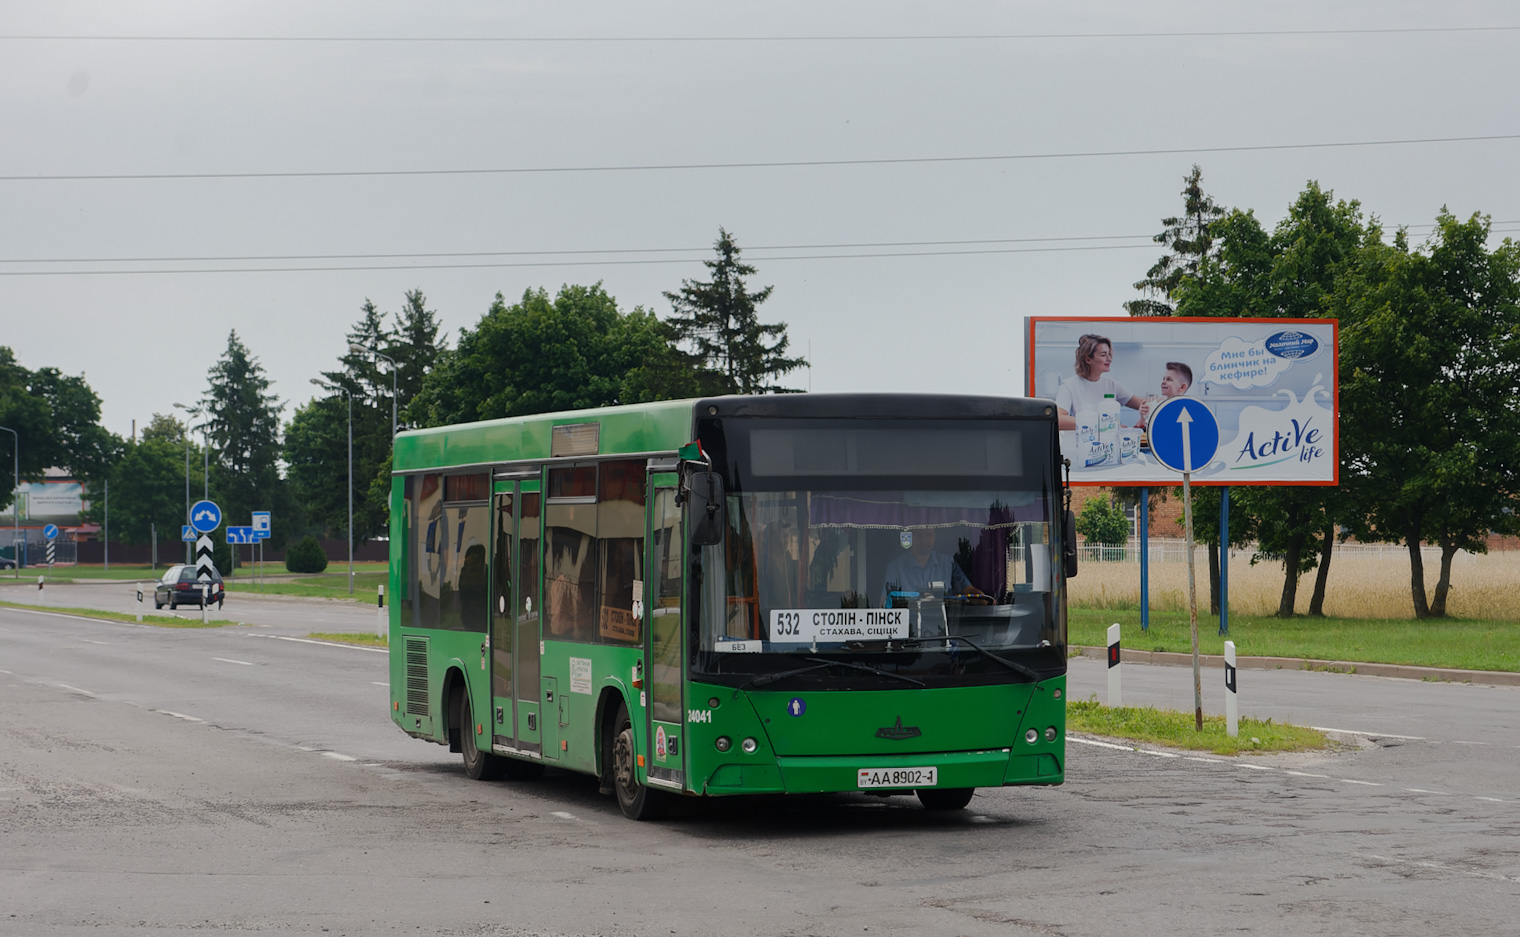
[{"x1": 1072, "y1": 646, "x2": 1520, "y2": 687}]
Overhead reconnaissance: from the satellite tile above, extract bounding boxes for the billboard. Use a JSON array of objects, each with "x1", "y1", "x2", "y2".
[
  {"x1": 1026, "y1": 317, "x2": 1338, "y2": 486},
  {"x1": 0, "y1": 480, "x2": 86, "y2": 525}
]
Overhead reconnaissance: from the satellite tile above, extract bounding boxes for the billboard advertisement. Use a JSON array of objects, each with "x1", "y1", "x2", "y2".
[
  {"x1": 0, "y1": 480, "x2": 87, "y2": 526},
  {"x1": 1026, "y1": 317, "x2": 1338, "y2": 486}
]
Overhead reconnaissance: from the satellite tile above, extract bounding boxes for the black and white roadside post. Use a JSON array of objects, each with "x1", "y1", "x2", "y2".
[
  {"x1": 1147, "y1": 397, "x2": 1221, "y2": 733},
  {"x1": 135, "y1": 583, "x2": 144, "y2": 622},
  {"x1": 376, "y1": 584, "x2": 386, "y2": 638},
  {"x1": 1224, "y1": 640, "x2": 1239, "y2": 737},
  {"x1": 44, "y1": 523, "x2": 58, "y2": 569},
  {"x1": 190, "y1": 498, "x2": 222, "y2": 624},
  {"x1": 1107, "y1": 622, "x2": 1122, "y2": 706}
]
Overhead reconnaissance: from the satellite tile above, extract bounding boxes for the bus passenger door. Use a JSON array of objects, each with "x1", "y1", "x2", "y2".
[
  {"x1": 516, "y1": 487, "x2": 544, "y2": 755},
  {"x1": 645, "y1": 486, "x2": 685, "y2": 790},
  {"x1": 489, "y1": 486, "x2": 517, "y2": 751}
]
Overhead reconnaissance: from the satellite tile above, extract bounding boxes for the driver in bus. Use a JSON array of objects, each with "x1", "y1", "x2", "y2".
[{"x1": 881, "y1": 526, "x2": 988, "y2": 608}]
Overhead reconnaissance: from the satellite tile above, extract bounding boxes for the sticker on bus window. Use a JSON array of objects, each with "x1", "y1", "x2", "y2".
[
  {"x1": 716, "y1": 638, "x2": 761, "y2": 653},
  {"x1": 769, "y1": 609, "x2": 909, "y2": 643}
]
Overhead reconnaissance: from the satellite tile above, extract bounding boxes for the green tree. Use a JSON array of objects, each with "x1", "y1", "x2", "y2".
[
  {"x1": 664, "y1": 228, "x2": 806, "y2": 393},
  {"x1": 201, "y1": 331, "x2": 289, "y2": 547},
  {"x1": 79, "y1": 422, "x2": 187, "y2": 545},
  {"x1": 412, "y1": 284, "x2": 697, "y2": 426},
  {"x1": 1125, "y1": 165, "x2": 1228, "y2": 317},
  {"x1": 387, "y1": 289, "x2": 446, "y2": 430},
  {"x1": 1076, "y1": 493, "x2": 1130, "y2": 559},
  {"x1": 1335, "y1": 211, "x2": 1520, "y2": 617},
  {"x1": 1177, "y1": 181, "x2": 1373, "y2": 616}
]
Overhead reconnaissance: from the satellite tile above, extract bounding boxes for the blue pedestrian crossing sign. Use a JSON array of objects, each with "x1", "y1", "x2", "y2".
[
  {"x1": 181, "y1": 525, "x2": 197, "y2": 542},
  {"x1": 190, "y1": 499, "x2": 223, "y2": 533},
  {"x1": 43, "y1": 524, "x2": 60, "y2": 540},
  {"x1": 1148, "y1": 397, "x2": 1221, "y2": 474}
]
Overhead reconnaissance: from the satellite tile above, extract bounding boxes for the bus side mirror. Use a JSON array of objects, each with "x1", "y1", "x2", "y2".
[
  {"x1": 688, "y1": 472, "x2": 726, "y2": 547},
  {"x1": 1063, "y1": 508, "x2": 1079, "y2": 579}
]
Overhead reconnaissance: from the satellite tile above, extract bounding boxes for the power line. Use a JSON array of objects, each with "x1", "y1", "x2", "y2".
[
  {"x1": 4, "y1": 223, "x2": 1515, "y2": 270},
  {"x1": 0, "y1": 233, "x2": 1161, "y2": 265},
  {"x1": 0, "y1": 242, "x2": 1163, "y2": 277},
  {"x1": 2, "y1": 26, "x2": 1518, "y2": 42},
  {"x1": 4, "y1": 134, "x2": 1517, "y2": 183}
]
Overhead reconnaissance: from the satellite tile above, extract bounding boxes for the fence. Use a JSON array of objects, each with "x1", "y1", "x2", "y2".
[{"x1": 1077, "y1": 538, "x2": 1457, "y2": 565}]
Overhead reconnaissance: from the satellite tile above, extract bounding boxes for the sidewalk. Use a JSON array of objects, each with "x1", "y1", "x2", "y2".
[{"x1": 1073, "y1": 645, "x2": 1520, "y2": 688}]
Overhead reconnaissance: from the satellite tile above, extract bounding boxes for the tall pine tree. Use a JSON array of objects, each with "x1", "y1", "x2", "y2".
[
  {"x1": 664, "y1": 229, "x2": 806, "y2": 393},
  {"x1": 1125, "y1": 165, "x2": 1227, "y2": 317}
]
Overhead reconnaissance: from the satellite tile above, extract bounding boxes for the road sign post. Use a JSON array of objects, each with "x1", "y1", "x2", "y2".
[{"x1": 1147, "y1": 397, "x2": 1222, "y2": 732}]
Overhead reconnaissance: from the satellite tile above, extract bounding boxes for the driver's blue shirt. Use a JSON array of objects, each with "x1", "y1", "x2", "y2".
[{"x1": 882, "y1": 551, "x2": 970, "y2": 607}]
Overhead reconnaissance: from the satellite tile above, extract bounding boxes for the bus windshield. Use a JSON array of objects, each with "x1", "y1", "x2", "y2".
[{"x1": 691, "y1": 416, "x2": 1065, "y2": 685}]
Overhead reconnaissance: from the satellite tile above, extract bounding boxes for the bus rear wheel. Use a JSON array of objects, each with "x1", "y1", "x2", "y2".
[
  {"x1": 457, "y1": 689, "x2": 506, "y2": 781},
  {"x1": 917, "y1": 787, "x2": 975, "y2": 810},
  {"x1": 610, "y1": 702, "x2": 670, "y2": 821}
]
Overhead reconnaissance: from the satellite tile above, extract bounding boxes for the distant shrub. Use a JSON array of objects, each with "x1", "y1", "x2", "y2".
[{"x1": 285, "y1": 536, "x2": 329, "y2": 573}]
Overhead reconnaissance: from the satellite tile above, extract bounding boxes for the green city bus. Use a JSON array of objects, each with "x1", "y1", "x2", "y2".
[{"x1": 387, "y1": 393, "x2": 1075, "y2": 819}]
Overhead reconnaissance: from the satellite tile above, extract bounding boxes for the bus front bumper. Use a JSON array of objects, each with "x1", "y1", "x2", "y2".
[{"x1": 702, "y1": 749, "x2": 1063, "y2": 795}]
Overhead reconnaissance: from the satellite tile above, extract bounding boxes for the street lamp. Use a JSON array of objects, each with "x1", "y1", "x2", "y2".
[
  {"x1": 349, "y1": 343, "x2": 398, "y2": 438},
  {"x1": 172, "y1": 403, "x2": 209, "y2": 502},
  {"x1": 172, "y1": 403, "x2": 207, "y2": 565},
  {"x1": 311, "y1": 378, "x2": 354, "y2": 594},
  {"x1": 0, "y1": 425, "x2": 17, "y2": 578}
]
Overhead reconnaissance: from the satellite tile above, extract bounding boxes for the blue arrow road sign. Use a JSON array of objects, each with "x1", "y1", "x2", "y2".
[
  {"x1": 226, "y1": 526, "x2": 255, "y2": 544},
  {"x1": 43, "y1": 524, "x2": 60, "y2": 539},
  {"x1": 1148, "y1": 397, "x2": 1221, "y2": 474},
  {"x1": 190, "y1": 499, "x2": 222, "y2": 533},
  {"x1": 181, "y1": 525, "x2": 197, "y2": 542}
]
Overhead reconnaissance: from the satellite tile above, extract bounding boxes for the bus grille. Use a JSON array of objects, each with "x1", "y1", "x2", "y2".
[{"x1": 405, "y1": 636, "x2": 429, "y2": 716}]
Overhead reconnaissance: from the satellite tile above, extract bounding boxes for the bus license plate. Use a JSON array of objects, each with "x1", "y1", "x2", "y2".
[{"x1": 857, "y1": 766, "x2": 937, "y2": 789}]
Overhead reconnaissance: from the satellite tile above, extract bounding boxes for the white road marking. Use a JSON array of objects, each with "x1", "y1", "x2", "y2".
[
  {"x1": 156, "y1": 710, "x2": 204, "y2": 722},
  {"x1": 57, "y1": 683, "x2": 97, "y2": 697},
  {"x1": 1070, "y1": 737, "x2": 1134, "y2": 751},
  {"x1": 0, "y1": 669, "x2": 12, "y2": 674},
  {"x1": 371, "y1": 681, "x2": 388, "y2": 686},
  {"x1": 1363, "y1": 853, "x2": 1520, "y2": 884},
  {"x1": 1285, "y1": 771, "x2": 1331, "y2": 779},
  {"x1": 245, "y1": 633, "x2": 386, "y2": 653},
  {"x1": 1309, "y1": 726, "x2": 1425, "y2": 740},
  {"x1": 1235, "y1": 763, "x2": 1274, "y2": 770},
  {"x1": 1475, "y1": 796, "x2": 1507, "y2": 803},
  {"x1": 1404, "y1": 788, "x2": 1450, "y2": 795},
  {"x1": 212, "y1": 657, "x2": 254, "y2": 666},
  {"x1": 1138, "y1": 749, "x2": 1180, "y2": 758},
  {"x1": 322, "y1": 752, "x2": 358, "y2": 762},
  {"x1": 1339, "y1": 778, "x2": 1382, "y2": 786},
  {"x1": 1185, "y1": 756, "x2": 1226, "y2": 764},
  {"x1": 81, "y1": 639, "x2": 109, "y2": 645},
  {"x1": 550, "y1": 811, "x2": 576, "y2": 820}
]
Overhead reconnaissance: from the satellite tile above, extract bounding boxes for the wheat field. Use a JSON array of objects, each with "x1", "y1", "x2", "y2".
[{"x1": 1069, "y1": 547, "x2": 1520, "y2": 619}]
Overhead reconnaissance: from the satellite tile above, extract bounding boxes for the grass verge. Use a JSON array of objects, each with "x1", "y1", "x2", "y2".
[
  {"x1": 1069, "y1": 608, "x2": 1520, "y2": 673},
  {"x1": 229, "y1": 571, "x2": 387, "y2": 600},
  {"x1": 0, "y1": 599, "x2": 233, "y2": 628},
  {"x1": 308, "y1": 632, "x2": 387, "y2": 648},
  {"x1": 1067, "y1": 698, "x2": 1331, "y2": 755}
]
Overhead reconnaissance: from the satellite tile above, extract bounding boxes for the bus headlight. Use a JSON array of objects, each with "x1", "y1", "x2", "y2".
[
  {"x1": 740, "y1": 737, "x2": 758, "y2": 754},
  {"x1": 715, "y1": 736, "x2": 732, "y2": 752},
  {"x1": 1045, "y1": 727, "x2": 1057, "y2": 742},
  {"x1": 1025, "y1": 728, "x2": 1039, "y2": 744}
]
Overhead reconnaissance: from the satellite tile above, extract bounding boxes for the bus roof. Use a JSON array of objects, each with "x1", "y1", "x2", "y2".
[{"x1": 392, "y1": 393, "x2": 1056, "y2": 473}]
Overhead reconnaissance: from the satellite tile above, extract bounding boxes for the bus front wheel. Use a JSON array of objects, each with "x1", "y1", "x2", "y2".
[
  {"x1": 917, "y1": 787, "x2": 975, "y2": 810},
  {"x1": 610, "y1": 702, "x2": 670, "y2": 821}
]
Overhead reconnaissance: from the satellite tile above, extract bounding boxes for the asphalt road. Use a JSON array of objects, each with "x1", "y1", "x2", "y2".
[{"x1": 2, "y1": 599, "x2": 1517, "y2": 936}]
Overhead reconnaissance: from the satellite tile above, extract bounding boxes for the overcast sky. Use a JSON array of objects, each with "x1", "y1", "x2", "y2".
[{"x1": 4, "y1": 1, "x2": 1517, "y2": 441}]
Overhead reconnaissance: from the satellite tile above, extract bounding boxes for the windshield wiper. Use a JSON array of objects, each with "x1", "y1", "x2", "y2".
[
  {"x1": 900, "y1": 634, "x2": 1042, "y2": 681},
  {"x1": 733, "y1": 657, "x2": 927, "y2": 694}
]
